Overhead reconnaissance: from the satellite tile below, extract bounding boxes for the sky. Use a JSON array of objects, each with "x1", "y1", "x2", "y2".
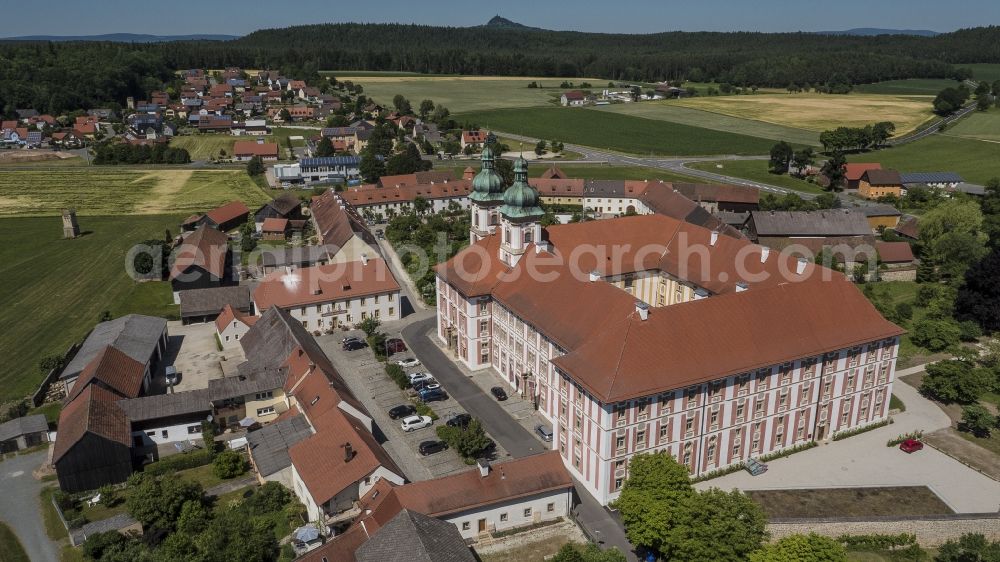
[{"x1": 3, "y1": 0, "x2": 999, "y2": 37}]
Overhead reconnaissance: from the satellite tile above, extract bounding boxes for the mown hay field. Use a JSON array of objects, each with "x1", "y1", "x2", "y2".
[
  {"x1": 945, "y1": 108, "x2": 1000, "y2": 142},
  {"x1": 457, "y1": 107, "x2": 777, "y2": 156},
  {"x1": 0, "y1": 215, "x2": 182, "y2": 402},
  {"x1": 0, "y1": 168, "x2": 271, "y2": 217},
  {"x1": 847, "y1": 131, "x2": 1000, "y2": 185},
  {"x1": 167, "y1": 134, "x2": 239, "y2": 161},
  {"x1": 337, "y1": 74, "x2": 603, "y2": 113},
  {"x1": 594, "y1": 102, "x2": 821, "y2": 146},
  {"x1": 671, "y1": 93, "x2": 935, "y2": 135}
]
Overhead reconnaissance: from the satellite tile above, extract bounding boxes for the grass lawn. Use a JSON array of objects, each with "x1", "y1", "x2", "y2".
[
  {"x1": 0, "y1": 168, "x2": 272, "y2": 217},
  {"x1": 853, "y1": 79, "x2": 957, "y2": 95},
  {"x1": 945, "y1": 107, "x2": 1000, "y2": 142},
  {"x1": 747, "y1": 486, "x2": 953, "y2": 519},
  {"x1": 672, "y1": 93, "x2": 935, "y2": 135},
  {"x1": 889, "y1": 393, "x2": 906, "y2": 412},
  {"x1": 39, "y1": 486, "x2": 68, "y2": 541},
  {"x1": 29, "y1": 402, "x2": 62, "y2": 425},
  {"x1": 865, "y1": 281, "x2": 925, "y2": 360},
  {"x1": 175, "y1": 463, "x2": 225, "y2": 489},
  {"x1": 60, "y1": 546, "x2": 85, "y2": 562},
  {"x1": 0, "y1": 521, "x2": 30, "y2": 562},
  {"x1": 270, "y1": 127, "x2": 310, "y2": 149},
  {"x1": 0, "y1": 215, "x2": 183, "y2": 403},
  {"x1": 478, "y1": 537, "x2": 582, "y2": 562},
  {"x1": 434, "y1": 162, "x2": 710, "y2": 184},
  {"x1": 336, "y1": 74, "x2": 602, "y2": 113},
  {"x1": 848, "y1": 132, "x2": 1000, "y2": 186},
  {"x1": 168, "y1": 134, "x2": 238, "y2": 161},
  {"x1": 686, "y1": 160, "x2": 825, "y2": 194},
  {"x1": 967, "y1": 63, "x2": 1000, "y2": 82},
  {"x1": 458, "y1": 107, "x2": 777, "y2": 156},
  {"x1": 595, "y1": 102, "x2": 821, "y2": 146}
]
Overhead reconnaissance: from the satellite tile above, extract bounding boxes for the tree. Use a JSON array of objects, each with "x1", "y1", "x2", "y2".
[
  {"x1": 665, "y1": 488, "x2": 768, "y2": 561},
  {"x1": 176, "y1": 499, "x2": 211, "y2": 535},
  {"x1": 431, "y1": 105, "x2": 451, "y2": 123},
  {"x1": 910, "y1": 318, "x2": 962, "y2": 352},
  {"x1": 359, "y1": 153, "x2": 386, "y2": 183},
  {"x1": 768, "y1": 141, "x2": 793, "y2": 174},
  {"x1": 956, "y1": 246, "x2": 1000, "y2": 332},
  {"x1": 791, "y1": 147, "x2": 815, "y2": 175},
  {"x1": 820, "y1": 152, "x2": 847, "y2": 191},
  {"x1": 357, "y1": 316, "x2": 381, "y2": 337},
  {"x1": 83, "y1": 531, "x2": 129, "y2": 560},
  {"x1": 871, "y1": 121, "x2": 896, "y2": 147},
  {"x1": 213, "y1": 449, "x2": 247, "y2": 479},
  {"x1": 419, "y1": 99, "x2": 435, "y2": 119},
  {"x1": 749, "y1": 533, "x2": 847, "y2": 562},
  {"x1": 392, "y1": 94, "x2": 412, "y2": 114},
  {"x1": 278, "y1": 108, "x2": 292, "y2": 122},
  {"x1": 315, "y1": 136, "x2": 336, "y2": 157},
  {"x1": 126, "y1": 475, "x2": 204, "y2": 530},
  {"x1": 437, "y1": 419, "x2": 493, "y2": 458},
  {"x1": 534, "y1": 140, "x2": 547, "y2": 156},
  {"x1": 936, "y1": 533, "x2": 1000, "y2": 562},
  {"x1": 920, "y1": 359, "x2": 993, "y2": 403},
  {"x1": 413, "y1": 196, "x2": 430, "y2": 215},
  {"x1": 933, "y1": 87, "x2": 970, "y2": 115},
  {"x1": 98, "y1": 310, "x2": 113, "y2": 322},
  {"x1": 240, "y1": 218, "x2": 256, "y2": 253},
  {"x1": 960, "y1": 404, "x2": 995, "y2": 438},
  {"x1": 920, "y1": 199, "x2": 987, "y2": 283},
  {"x1": 246, "y1": 155, "x2": 264, "y2": 177},
  {"x1": 611, "y1": 453, "x2": 692, "y2": 554}
]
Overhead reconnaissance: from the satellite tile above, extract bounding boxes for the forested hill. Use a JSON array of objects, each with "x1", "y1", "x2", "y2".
[{"x1": 2, "y1": 24, "x2": 1000, "y2": 115}]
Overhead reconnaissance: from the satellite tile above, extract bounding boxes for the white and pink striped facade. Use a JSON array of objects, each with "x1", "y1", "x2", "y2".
[{"x1": 436, "y1": 277, "x2": 899, "y2": 506}]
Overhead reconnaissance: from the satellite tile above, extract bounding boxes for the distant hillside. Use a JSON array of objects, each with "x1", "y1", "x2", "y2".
[
  {"x1": 0, "y1": 33, "x2": 239, "y2": 42},
  {"x1": 814, "y1": 28, "x2": 941, "y2": 37},
  {"x1": 483, "y1": 16, "x2": 540, "y2": 30}
]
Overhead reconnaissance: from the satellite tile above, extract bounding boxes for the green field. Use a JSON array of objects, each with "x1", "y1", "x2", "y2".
[
  {"x1": 339, "y1": 74, "x2": 602, "y2": 113},
  {"x1": 848, "y1": 131, "x2": 1000, "y2": 186},
  {"x1": 686, "y1": 160, "x2": 825, "y2": 194},
  {"x1": 0, "y1": 521, "x2": 29, "y2": 562},
  {"x1": 945, "y1": 108, "x2": 1000, "y2": 142},
  {"x1": 967, "y1": 63, "x2": 1000, "y2": 82},
  {"x1": 593, "y1": 102, "x2": 822, "y2": 146},
  {"x1": 458, "y1": 107, "x2": 777, "y2": 156},
  {"x1": 0, "y1": 215, "x2": 183, "y2": 403},
  {"x1": 435, "y1": 162, "x2": 710, "y2": 183},
  {"x1": 168, "y1": 134, "x2": 239, "y2": 160},
  {"x1": 0, "y1": 169, "x2": 271, "y2": 217}
]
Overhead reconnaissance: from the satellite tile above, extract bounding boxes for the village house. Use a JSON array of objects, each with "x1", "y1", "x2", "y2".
[
  {"x1": 309, "y1": 189, "x2": 379, "y2": 261},
  {"x1": 261, "y1": 218, "x2": 291, "y2": 240},
  {"x1": 169, "y1": 225, "x2": 231, "y2": 301},
  {"x1": 233, "y1": 139, "x2": 279, "y2": 162},
  {"x1": 215, "y1": 303, "x2": 259, "y2": 349},
  {"x1": 208, "y1": 368, "x2": 287, "y2": 429},
  {"x1": 862, "y1": 204, "x2": 902, "y2": 231},
  {"x1": 254, "y1": 193, "x2": 304, "y2": 231},
  {"x1": 844, "y1": 163, "x2": 882, "y2": 190},
  {"x1": 875, "y1": 241, "x2": 918, "y2": 282},
  {"x1": 460, "y1": 130, "x2": 488, "y2": 152},
  {"x1": 184, "y1": 200, "x2": 251, "y2": 232},
  {"x1": 59, "y1": 314, "x2": 168, "y2": 397},
  {"x1": 858, "y1": 169, "x2": 904, "y2": 200},
  {"x1": 899, "y1": 172, "x2": 964, "y2": 190},
  {"x1": 178, "y1": 285, "x2": 253, "y2": 325},
  {"x1": 259, "y1": 246, "x2": 339, "y2": 276},
  {"x1": 560, "y1": 91, "x2": 587, "y2": 106},
  {"x1": 273, "y1": 156, "x2": 362, "y2": 187}
]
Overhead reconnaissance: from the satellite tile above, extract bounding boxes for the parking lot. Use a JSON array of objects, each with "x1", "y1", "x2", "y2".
[
  {"x1": 317, "y1": 328, "x2": 510, "y2": 481},
  {"x1": 152, "y1": 321, "x2": 244, "y2": 393}
]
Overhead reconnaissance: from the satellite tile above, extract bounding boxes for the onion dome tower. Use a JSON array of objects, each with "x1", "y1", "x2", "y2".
[
  {"x1": 468, "y1": 145, "x2": 506, "y2": 243},
  {"x1": 498, "y1": 156, "x2": 544, "y2": 266}
]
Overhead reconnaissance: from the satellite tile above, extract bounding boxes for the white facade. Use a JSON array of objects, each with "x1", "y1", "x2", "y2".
[
  {"x1": 445, "y1": 488, "x2": 572, "y2": 540},
  {"x1": 259, "y1": 290, "x2": 401, "y2": 333},
  {"x1": 293, "y1": 464, "x2": 404, "y2": 522},
  {"x1": 218, "y1": 318, "x2": 252, "y2": 348},
  {"x1": 132, "y1": 421, "x2": 204, "y2": 448}
]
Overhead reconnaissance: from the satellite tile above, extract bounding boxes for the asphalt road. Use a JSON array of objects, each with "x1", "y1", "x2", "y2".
[
  {"x1": 400, "y1": 317, "x2": 639, "y2": 561},
  {"x1": 0, "y1": 450, "x2": 61, "y2": 562}
]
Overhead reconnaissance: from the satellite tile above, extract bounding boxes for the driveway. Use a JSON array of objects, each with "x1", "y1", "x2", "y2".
[
  {"x1": 0, "y1": 450, "x2": 62, "y2": 562},
  {"x1": 697, "y1": 371, "x2": 1000, "y2": 514}
]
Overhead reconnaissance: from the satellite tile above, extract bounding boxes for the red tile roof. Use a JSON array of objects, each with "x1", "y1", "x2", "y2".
[
  {"x1": 204, "y1": 200, "x2": 250, "y2": 227},
  {"x1": 169, "y1": 224, "x2": 229, "y2": 280},
  {"x1": 65, "y1": 346, "x2": 146, "y2": 403},
  {"x1": 253, "y1": 258, "x2": 400, "y2": 312},
  {"x1": 261, "y1": 218, "x2": 289, "y2": 233},
  {"x1": 377, "y1": 171, "x2": 456, "y2": 188},
  {"x1": 462, "y1": 130, "x2": 488, "y2": 144},
  {"x1": 845, "y1": 163, "x2": 882, "y2": 182},
  {"x1": 214, "y1": 303, "x2": 258, "y2": 333},
  {"x1": 233, "y1": 141, "x2": 278, "y2": 158},
  {"x1": 53, "y1": 385, "x2": 131, "y2": 463},
  {"x1": 310, "y1": 190, "x2": 368, "y2": 247},
  {"x1": 341, "y1": 181, "x2": 471, "y2": 207},
  {"x1": 672, "y1": 183, "x2": 760, "y2": 205},
  {"x1": 875, "y1": 241, "x2": 915, "y2": 264}
]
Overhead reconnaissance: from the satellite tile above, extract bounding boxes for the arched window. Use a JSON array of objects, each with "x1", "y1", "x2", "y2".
[{"x1": 523, "y1": 229, "x2": 533, "y2": 244}]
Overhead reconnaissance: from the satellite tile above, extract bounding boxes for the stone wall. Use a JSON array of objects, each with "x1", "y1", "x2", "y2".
[
  {"x1": 768, "y1": 514, "x2": 1000, "y2": 547},
  {"x1": 879, "y1": 266, "x2": 917, "y2": 282}
]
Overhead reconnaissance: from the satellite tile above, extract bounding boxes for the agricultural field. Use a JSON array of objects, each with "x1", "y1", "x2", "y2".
[
  {"x1": 337, "y1": 73, "x2": 602, "y2": 113},
  {"x1": 0, "y1": 169, "x2": 271, "y2": 217},
  {"x1": 167, "y1": 134, "x2": 238, "y2": 161},
  {"x1": 434, "y1": 162, "x2": 710, "y2": 184},
  {"x1": 457, "y1": 107, "x2": 777, "y2": 156},
  {"x1": 593, "y1": 102, "x2": 821, "y2": 146},
  {"x1": 944, "y1": 107, "x2": 1000, "y2": 142},
  {"x1": 847, "y1": 130, "x2": 1000, "y2": 186},
  {"x1": 0, "y1": 215, "x2": 183, "y2": 403},
  {"x1": 671, "y1": 93, "x2": 935, "y2": 135},
  {"x1": 966, "y1": 63, "x2": 1000, "y2": 82},
  {"x1": 685, "y1": 160, "x2": 825, "y2": 194}
]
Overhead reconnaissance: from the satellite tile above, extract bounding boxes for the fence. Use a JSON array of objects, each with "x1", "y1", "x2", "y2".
[{"x1": 768, "y1": 512, "x2": 1000, "y2": 547}]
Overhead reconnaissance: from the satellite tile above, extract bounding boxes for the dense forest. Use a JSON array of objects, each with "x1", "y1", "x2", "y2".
[{"x1": 2, "y1": 24, "x2": 1000, "y2": 115}]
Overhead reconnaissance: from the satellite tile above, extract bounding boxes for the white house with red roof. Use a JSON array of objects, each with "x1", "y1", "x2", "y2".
[
  {"x1": 215, "y1": 304, "x2": 258, "y2": 349},
  {"x1": 460, "y1": 129, "x2": 488, "y2": 152}
]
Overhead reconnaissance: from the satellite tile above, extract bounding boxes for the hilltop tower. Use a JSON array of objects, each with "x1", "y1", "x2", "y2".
[
  {"x1": 498, "y1": 156, "x2": 544, "y2": 267},
  {"x1": 468, "y1": 145, "x2": 506, "y2": 244},
  {"x1": 62, "y1": 209, "x2": 80, "y2": 239}
]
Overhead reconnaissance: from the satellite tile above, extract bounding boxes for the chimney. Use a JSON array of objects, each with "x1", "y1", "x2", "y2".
[
  {"x1": 796, "y1": 258, "x2": 808, "y2": 275},
  {"x1": 736, "y1": 281, "x2": 748, "y2": 292},
  {"x1": 343, "y1": 442, "x2": 354, "y2": 462},
  {"x1": 477, "y1": 459, "x2": 490, "y2": 477},
  {"x1": 635, "y1": 301, "x2": 649, "y2": 321},
  {"x1": 589, "y1": 270, "x2": 601, "y2": 282},
  {"x1": 760, "y1": 247, "x2": 770, "y2": 263},
  {"x1": 710, "y1": 230, "x2": 719, "y2": 246},
  {"x1": 312, "y1": 287, "x2": 322, "y2": 295},
  {"x1": 361, "y1": 253, "x2": 369, "y2": 266}
]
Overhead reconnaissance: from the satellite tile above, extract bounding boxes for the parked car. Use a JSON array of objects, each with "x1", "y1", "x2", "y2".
[
  {"x1": 165, "y1": 366, "x2": 179, "y2": 386},
  {"x1": 342, "y1": 336, "x2": 362, "y2": 345},
  {"x1": 446, "y1": 413, "x2": 472, "y2": 428},
  {"x1": 408, "y1": 372, "x2": 434, "y2": 384},
  {"x1": 386, "y1": 338, "x2": 407, "y2": 354},
  {"x1": 375, "y1": 229, "x2": 384, "y2": 239},
  {"x1": 387, "y1": 404, "x2": 416, "y2": 420},
  {"x1": 535, "y1": 424, "x2": 553, "y2": 442},
  {"x1": 420, "y1": 388, "x2": 448, "y2": 402},
  {"x1": 490, "y1": 386, "x2": 508, "y2": 401},
  {"x1": 397, "y1": 357, "x2": 420, "y2": 368},
  {"x1": 400, "y1": 415, "x2": 433, "y2": 432},
  {"x1": 343, "y1": 340, "x2": 366, "y2": 351},
  {"x1": 418, "y1": 440, "x2": 447, "y2": 456},
  {"x1": 413, "y1": 380, "x2": 440, "y2": 392},
  {"x1": 744, "y1": 458, "x2": 768, "y2": 476},
  {"x1": 900, "y1": 439, "x2": 924, "y2": 454}
]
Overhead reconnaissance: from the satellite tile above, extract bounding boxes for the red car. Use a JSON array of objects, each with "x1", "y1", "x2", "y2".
[
  {"x1": 899, "y1": 439, "x2": 924, "y2": 454},
  {"x1": 386, "y1": 338, "x2": 407, "y2": 355}
]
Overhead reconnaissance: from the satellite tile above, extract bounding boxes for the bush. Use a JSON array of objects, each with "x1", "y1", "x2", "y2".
[
  {"x1": 413, "y1": 401, "x2": 438, "y2": 420},
  {"x1": 385, "y1": 364, "x2": 408, "y2": 389},
  {"x1": 83, "y1": 530, "x2": 128, "y2": 559},
  {"x1": 920, "y1": 360, "x2": 993, "y2": 404},
  {"x1": 143, "y1": 448, "x2": 214, "y2": 477},
  {"x1": 244, "y1": 482, "x2": 292, "y2": 513},
  {"x1": 212, "y1": 450, "x2": 247, "y2": 479},
  {"x1": 910, "y1": 318, "x2": 961, "y2": 352},
  {"x1": 887, "y1": 430, "x2": 923, "y2": 447},
  {"x1": 959, "y1": 404, "x2": 995, "y2": 438},
  {"x1": 958, "y1": 320, "x2": 983, "y2": 342},
  {"x1": 839, "y1": 533, "x2": 918, "y2": 551}
]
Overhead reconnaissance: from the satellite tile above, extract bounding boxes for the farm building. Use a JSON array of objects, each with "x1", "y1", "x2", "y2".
[
  {"x1": 232, "y1": 139, "x2": 279, "y2": 162},
  {"x1": 0, "y1": 414, "x2": 49, "y2": 453},
  {"x1": 858, "y1": 169, "x2": 903, "y2": 200},
  {"x1": 177, "y1": 285, "x2": 253, "y2": 325},
  {"x1": 53, "y1": 385, "x2": 134, "y2": 493},
  {"x1": 169, "y1": 225, "x2": 231, "y2": 300}
]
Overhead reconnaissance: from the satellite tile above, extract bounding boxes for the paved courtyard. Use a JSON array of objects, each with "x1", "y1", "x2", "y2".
[
  {"x1": 154, "y1": 320, "x2": 243, "y2": 393},
  {"x1": 698, "y1": 370, "x2": 1000, "y2": 514}
]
